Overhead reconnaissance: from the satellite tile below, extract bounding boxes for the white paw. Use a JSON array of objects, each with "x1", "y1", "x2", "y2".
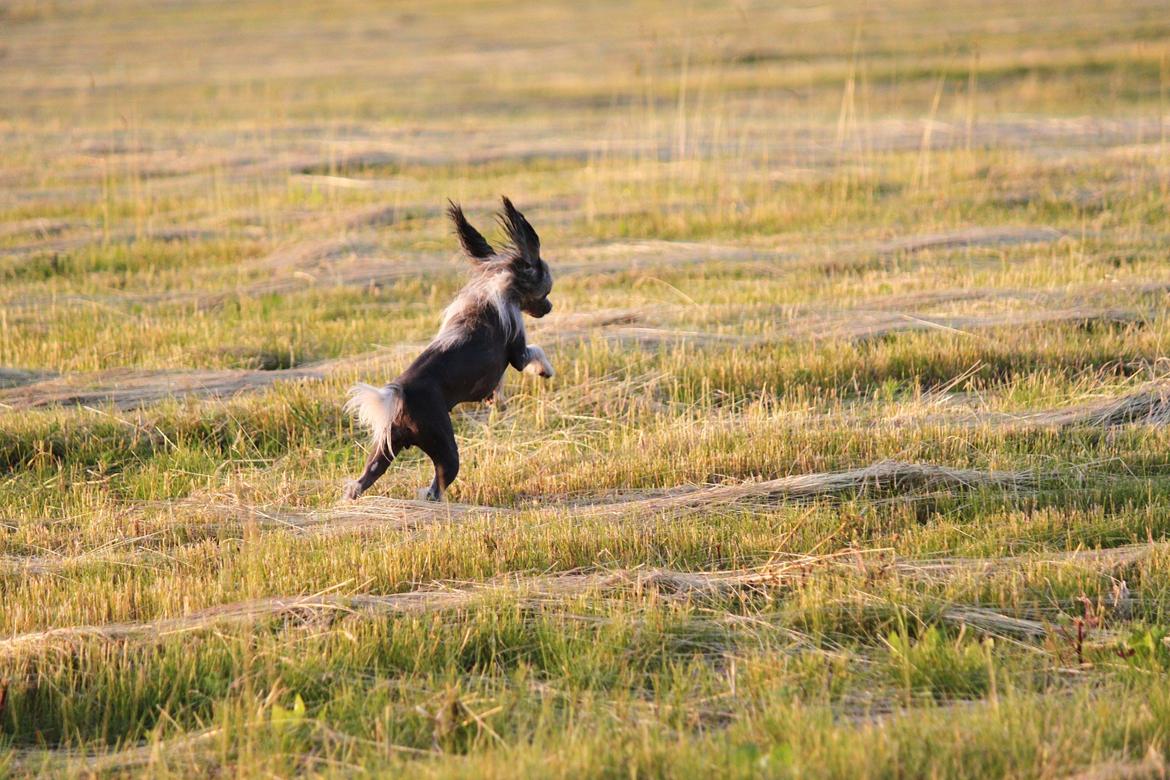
[
  {"x1": 342, "y1": 481, "x2": 363, "y2": 501},
  {"x1": 523, "y1": 345, "x2": 554, "y2": 378},
  {"x1": 418, "y1": 486, "x2": 441, "y2": 502}
]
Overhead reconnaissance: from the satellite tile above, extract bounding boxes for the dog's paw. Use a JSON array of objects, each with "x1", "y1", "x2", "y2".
[
  {"x1": 523, "y1": 345, "x2": 554, "y2": 378},
  {"x1": 417, "y1": 486, "x2": 441, "y2": 502},
  {"x1": 342, "y1": 481, "x2": 363, "y2": 501}
]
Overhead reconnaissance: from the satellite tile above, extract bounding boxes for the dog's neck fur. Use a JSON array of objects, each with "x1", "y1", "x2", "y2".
[{"x1": 431, "y1": 257, "x2": 524, "y2": 351}]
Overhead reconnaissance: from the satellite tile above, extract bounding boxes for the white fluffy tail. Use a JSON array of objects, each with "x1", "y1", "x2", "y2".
[{"x1": 344, "y1": 383, "x2": 402, "y2": 454}]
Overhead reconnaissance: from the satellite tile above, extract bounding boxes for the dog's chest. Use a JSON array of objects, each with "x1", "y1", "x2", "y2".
[{"x1": 465, "y1": 366, "x2": 506, "y2": 403}]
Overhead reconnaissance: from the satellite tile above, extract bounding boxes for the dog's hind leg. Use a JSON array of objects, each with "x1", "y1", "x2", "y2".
[
  {"x1": 343, "y1": 439, "x2": 403, "y2": 500},
  {"x1": 417, "y1": 415, "x2": 459, "y2": 502},
  {"x1": 485, "y1": 377, "x2": 507, "y2": 411},
  {"x1": 343, "y1": 382, "x2": 406, "y2": 499}
]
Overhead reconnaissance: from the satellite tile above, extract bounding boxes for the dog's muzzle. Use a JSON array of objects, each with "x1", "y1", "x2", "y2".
[{"x1": 525, "y1": 298, "x2": 552, "y2": 317}]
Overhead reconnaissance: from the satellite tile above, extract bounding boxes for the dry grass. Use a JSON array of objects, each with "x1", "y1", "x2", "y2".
[
  {"x1": 0, "y1": 299, "x2": 1148, "y2": 412},
  {"x1": 4, "y1": 0, "x2": 1170, "y2": 775},
  {"x1": 578, "y1": 461, "x2": 1033, "y2": 516},
  {"x1": 1, "y1": 538, "x2": 1141, "y2": 657},
  {"x1": 1026, "y1": 382, "x2": 1170, "y2": 428}
]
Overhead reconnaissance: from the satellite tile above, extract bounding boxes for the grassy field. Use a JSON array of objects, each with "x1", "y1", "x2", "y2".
[{"x1": 3, "y1": 0, "x2": 1170, "y2": 775}]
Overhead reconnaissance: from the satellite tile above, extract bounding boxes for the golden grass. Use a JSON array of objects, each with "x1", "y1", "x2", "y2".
[{"x1": 4, "y1": 0, "x2": 1170, "y2": 775}]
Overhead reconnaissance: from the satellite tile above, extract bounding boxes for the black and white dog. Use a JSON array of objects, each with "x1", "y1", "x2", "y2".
[{"x1": 342, "y1": 197, "x2": 554, "y2": 501}]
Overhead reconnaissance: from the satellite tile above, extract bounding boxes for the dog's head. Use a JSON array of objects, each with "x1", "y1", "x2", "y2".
[{"x1": 447, "y1": 197, "x2": 553, "y2": 318}]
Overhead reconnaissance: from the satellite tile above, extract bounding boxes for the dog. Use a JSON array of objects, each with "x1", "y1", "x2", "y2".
[{"x1": 342, "y1": 197, "x2": 554, "y2": 501}]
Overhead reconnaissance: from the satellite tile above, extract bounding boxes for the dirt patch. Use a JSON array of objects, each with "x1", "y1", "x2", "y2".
[
  {"x1": 877, "y1": 226, "x2": 1063, "y2": 254},
  {"x1": 250, "y1": 238, "x2": 364, "y2": 273},
  {"x1": 0, "y1": 218, "x2": 75, "y2": 241},
  {"x1": 0, "y1": 366, "x2": 328, "y2": 411},
  {"x1": 0, "y1": 368, "x2": 53, "y2": 389},
  {"x1": 3, "y1": 226, "x2": 221, "y2": 259},
  {"x1": 8, "y1": 728, "x2": 223, "y2": 776},
  {"x1": 832, "y1": 307, "x2": 1141, "y2": 344},
  {"x1": 1061, "y1": 752, "x2": 1167, "y2": 780}
]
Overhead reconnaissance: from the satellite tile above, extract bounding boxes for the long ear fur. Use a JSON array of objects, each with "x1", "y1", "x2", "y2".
[
  {"x1": 447, "y1": 200, "x2": 495, "y2": 260},
  {"x1": 498, "y1": 196, "x2": 540, "y2": 263}
]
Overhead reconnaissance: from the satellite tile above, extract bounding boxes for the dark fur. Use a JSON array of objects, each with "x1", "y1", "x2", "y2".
[{"x1": 342, "y1": 197, "x2": 554, "y2": 501}]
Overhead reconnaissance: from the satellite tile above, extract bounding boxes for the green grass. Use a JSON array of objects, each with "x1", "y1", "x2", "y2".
[{"x1": 3, "y1": 0, "x2": 1170, "y2": 776}]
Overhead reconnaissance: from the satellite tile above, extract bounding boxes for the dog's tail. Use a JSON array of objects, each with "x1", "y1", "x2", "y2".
[{"x1": 344, "y1": 383, "x2": 402, "y2": 455}]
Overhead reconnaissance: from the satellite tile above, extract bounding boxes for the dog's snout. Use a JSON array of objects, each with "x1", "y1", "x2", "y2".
[{"x1": 526, "y1": 297, "x2": 552, "y2": 317}]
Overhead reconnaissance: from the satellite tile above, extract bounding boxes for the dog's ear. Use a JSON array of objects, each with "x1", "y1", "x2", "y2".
[
  {"x1": 447, "y1": 200, "x2": 495, "y2": 260},
  {"x1": 498, "y1": 196, "x2": 540, "y2": 265}
]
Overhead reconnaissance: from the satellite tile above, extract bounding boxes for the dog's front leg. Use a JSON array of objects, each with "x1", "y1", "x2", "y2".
[{"x1": 521, "y1": 345, "x2": 554, "y2": 378}]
